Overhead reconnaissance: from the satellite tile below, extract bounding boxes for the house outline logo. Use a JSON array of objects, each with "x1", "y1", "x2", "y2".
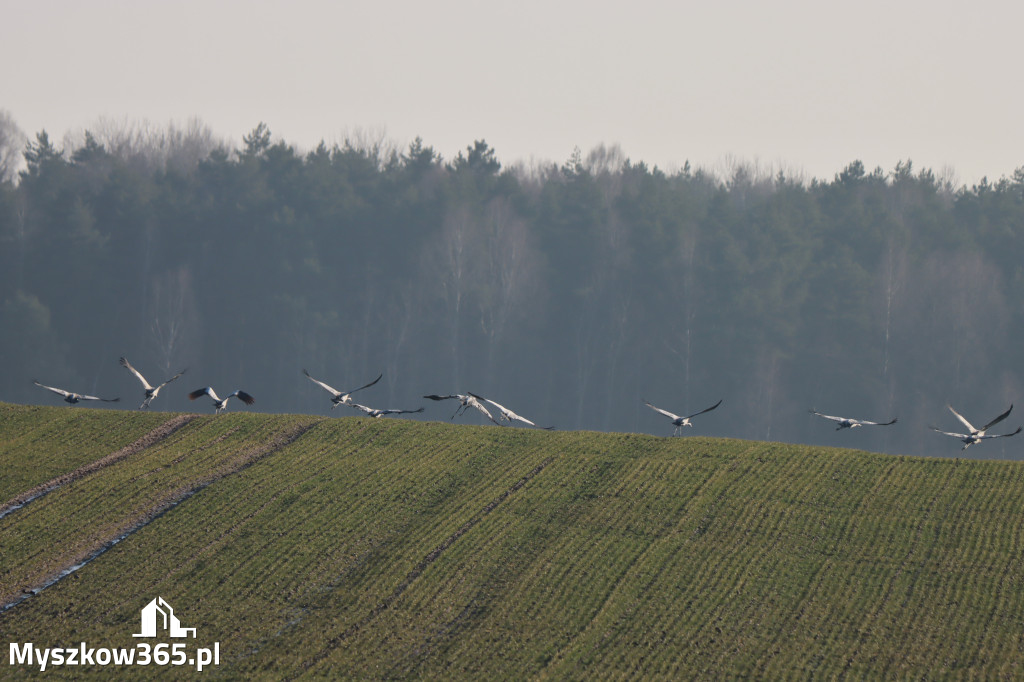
[{"x1": 132, "y1": 597, "x2": 197, "y2": 638}]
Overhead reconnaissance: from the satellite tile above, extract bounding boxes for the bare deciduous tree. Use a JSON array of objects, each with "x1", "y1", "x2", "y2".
[
  {"x1": 68, "y1": 116, "x2": 220, "y2": 175},
  {"x1": 149, "y1": 266, "x2": 198, "y2": 377},
  {"x1": 432, "y1": 206, "x2": 482, "y2": 388},
  {"x1": 479, "y1": 198, "x2": 539, "y2": 381},
  {"x1": 879, "y1": 234, "x2": 908, "y2": 381},
  {"x1": 664, "y1": 224, "x2": 701, "y2": 410},
  {"x1": 339, "y1": 126, "x2": 400, "y2": 170},
  {"x1": 0, "y1": 109, "x2": 27, "y2": 183},
  {"x1": 381, "y1": 287, "x2": 417, "y2": 401},
  {"x1": 584, "y1": 143, "x2": 626, "y2": 176},
  {"x1": 902, "y1": 251, "x2": 1008, "y2": 398}
]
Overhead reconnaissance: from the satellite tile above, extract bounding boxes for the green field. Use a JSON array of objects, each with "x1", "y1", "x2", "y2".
[{"x1": 2, "y1": 402, "x2": 1023, "y2": 678}]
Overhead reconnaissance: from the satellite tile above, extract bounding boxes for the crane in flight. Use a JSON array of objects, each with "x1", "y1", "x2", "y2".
[
  {"x1": 930, "y1": 404, "x2": 1020, "y2": 450},
  {"x1": 809, "y1": 409, "x2": 897, "y2": 430},
  {"x1": 188, "y1": 387, "x2": 255, "y2": 414},
  {"x1": 643, "y1": 398, "x2": 722, "y2": 436},
  {"x1": 303, "y1": 369, "x2": 382, "y2": 409},
  {"x1": 424, "y1": 393, "x2": 500, "y2": 425},
  {"x1": 33, "y1": 380, "x2": 119, "y2": 405},
  {"x1": 349, "y1": 403, "x2": 425, "y2": 419},
  {"x1": 119, "y1": 357, "x2": 186, "y2": 409},
  {"x1": 468, "y1": 392, "x2": 553, "y2": 429}
]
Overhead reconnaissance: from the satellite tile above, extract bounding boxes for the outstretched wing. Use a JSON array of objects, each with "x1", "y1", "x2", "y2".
[
  {"x1": 980, "y1": 404, "x2": 1013, "y2": 432},
  {"x1": 346, "y1": 373, "x2": 383, "y2": 396},
  {"x1": 467, "y1": 399, "x2": 499, "y2": 425},
  {"x1": 303, "y1": 369, "x2": 341, "y2": 397},
  {"x1": 930, "y1": 425, "x2": 967, "y2": 439},
  {"x1": 119, "y1": 357, "x2": 153, "y2": 390},
  {"x1": 471, "y1": 393, "x2": 547, "y2": 428},
  {"x1": 349, "y1": 402, "x2": 375, "y2": 415},
  {"x1": 686, "y1": 399, "x2": 723, "y2": 420},
  {"x1": 33, "y1": 380, "x2": 72, "y2": 398},
  {"x1": 467, "y1": 393, "x2": 518, "y2": 423},
  {"x1": 492, "y1": 400, "x2": 537, "y2": 426},
  {"x1": 506, "y1": 411, "x2": 537, "y2": 427},
  {"x1": 157, "y1": 368, "x2": 187, "y2": 389},
  {"x1": 424, "y1": 394, "x2": 458, "y2": 401},
  {"x1": 78, "y1": 393, "x2": 119, "y2": 402},
  {"x1": 189, "y1": 387, "x2": 218, "y2": 402},
  {"x1": 385, "y1": 407, "x2": 425, "y2": 416},
  {"x1": 981, "y1": 426, "x2": 1022, "y2": 440},
  {"x1": 809, "y1": 409, "x2": 846, "y2": 423},
  {"x1": 643, "y1": 400, "x2": 680, "y2": 421},
  {"x1": 229, "y1": 390, "x2": 255, "y2": 405},
  {"x1": 858, "y1": 417, "x2": 897, "y2": 427},
  {"x1": 947, "y1": 405, "x2": 978, "y2": 433}
]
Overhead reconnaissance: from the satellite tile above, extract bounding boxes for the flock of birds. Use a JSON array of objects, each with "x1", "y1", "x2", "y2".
[
  {"x1": 807, "y1": 404, "x2": 1021, "y2": 450},
  {"x1": 29, "y1": 358, "x2": 1024, "y2": 451},
  {"x1": 30, "y1": 359, "x2": 550, "y2": 428}
]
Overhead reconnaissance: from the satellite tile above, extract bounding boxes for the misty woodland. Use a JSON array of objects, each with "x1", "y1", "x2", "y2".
[{"x1": 1, "y1": 116, "x2": 1023, "y2": 456}]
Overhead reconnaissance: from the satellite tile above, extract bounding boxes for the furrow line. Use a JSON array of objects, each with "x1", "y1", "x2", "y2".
[
  {"x1": 180, "y1": 421, "x2": 381, "y2": 583},
  {"x1": 0, "y1": 419, "x2": 317, "y2": 614},
  {"x1": 0, "y1": 414, "x2": 200, "y2": 521},
  {"x1": 294, "y1": 456, "x2": 554, "y2": 677},
  {"x1": 229, "y1": 426, "x2": 470, "y2": 665},
  {"x1": 537, "y1": 461, "x2": 729, "y2": 676}
]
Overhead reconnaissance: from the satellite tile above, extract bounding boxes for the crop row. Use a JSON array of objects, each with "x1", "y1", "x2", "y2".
[
  {"x1": 3, "y1": 405, "x2": 1024, "y2": 678},
  {"x1": 0, "y1": 410, "x2": 317, "y2": 608},
  {"x1": 0, "y1": 404, "x2": 170, "y2": 501}
]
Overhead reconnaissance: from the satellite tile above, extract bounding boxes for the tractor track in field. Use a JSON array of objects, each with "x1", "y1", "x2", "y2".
[
  {"x1": 292, "y1": 455, "x2": 554, "y2": 678},
  {"x1": 176, "y1": 420, "x2": 380, "y2": 578},
  {"x1": 0, "y1": 413, "x2": 201, "y2": 521},
  {"x1": 228, "y1": 431, "x2": 472, "y2": 669},
  {"x1": 541, "y1": 446, "x2": 766, "y2": 678},
  {"x1": 0, "y1": 419, "x2": 319, "y2": 614}
]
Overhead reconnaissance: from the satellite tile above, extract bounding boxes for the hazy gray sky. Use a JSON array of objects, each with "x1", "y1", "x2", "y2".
[{"x1": 3, "y1": 0, "x2": 1021, "y2": 183}]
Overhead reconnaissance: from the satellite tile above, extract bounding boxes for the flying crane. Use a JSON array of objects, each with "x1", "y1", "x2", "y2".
[
  {"x1": 643, "y1": 398, "x2": 722, "y2": 436},
  {"x1": 349, "y1": 403, "x2": 425, "y2": 419},
  {"x1": 930, "y1": 404, "x2": 1020, "y2": 450},
  {"x1": 188, "y1": 387, "x2": 255, "y2": 414},
  {"x1": 809, "y1": 409, "x2": 897, "y2": 430},
  {"x1": 468, "y1": 392, "x2": 553, "y2": 429},
  {"x1": 119, "y1": 357, "x2": 187, "y2": 409},
  {"x1": 303, "y1": 369, "x2": 382, "y2": 409},
  {"x1": 33, "y1": 380, "x2": 119, "y2": 405},
  {"x1": 423, "y1": 393, "x2": 500, "y2": 425}
]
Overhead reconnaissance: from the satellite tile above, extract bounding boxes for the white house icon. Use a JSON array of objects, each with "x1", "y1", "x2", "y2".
[{"x1": 133, "y1": 597, "x2": 197, "y2": 638}]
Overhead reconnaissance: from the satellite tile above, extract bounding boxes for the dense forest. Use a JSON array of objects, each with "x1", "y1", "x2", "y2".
[{"x1": 1, "y1": 116, "x2": 1022, "y2": 457}]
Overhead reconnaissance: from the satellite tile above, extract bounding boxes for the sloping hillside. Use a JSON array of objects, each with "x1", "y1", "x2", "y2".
[{"x1": 1, "y1": 403, "x2": 1023, "y2": 678}]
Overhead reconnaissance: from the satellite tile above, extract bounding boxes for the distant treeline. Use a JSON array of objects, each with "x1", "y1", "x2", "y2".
[{"x1": 1, "y1": 121, "x2": 1023, "y2": 456}]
